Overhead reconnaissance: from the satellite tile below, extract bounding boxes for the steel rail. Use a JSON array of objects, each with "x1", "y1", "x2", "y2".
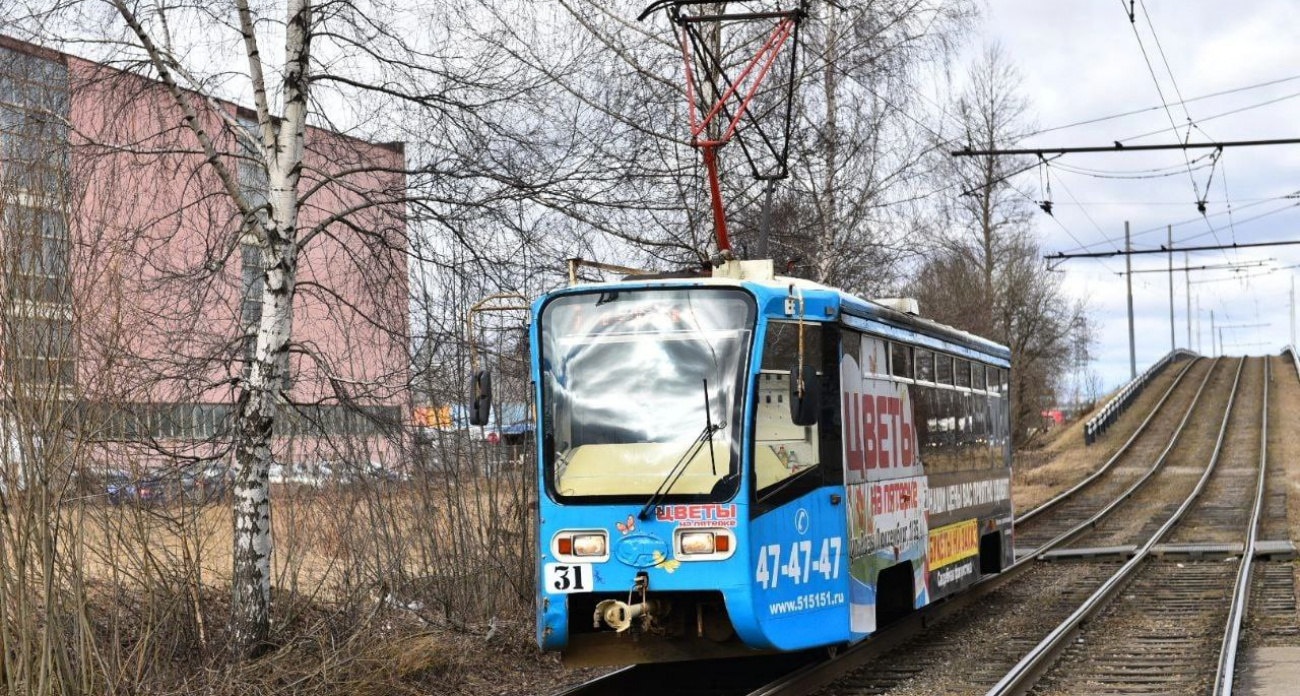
[
  {"x1": 1213, "y1": 357, "x2": 1270, "y2": 696},
  {"x1": 554, "y1": 357, "x2": 1218, "y2": 696},
  {"x1": 1018, "y1": 355, "x2": 1197, "y2": 525},
  {"x1": 551, "y1": 667, "x2": 635, "y2": 696},
  {"x1": 983, "y1": 357, "x2": 1247, "y2": 696},
  {"x1": 745, "y1": 359, "x2": 1225, "y2": 696},
  {"x1": 1020, "y1": 357, "x2": 1220, "y2": 554}
]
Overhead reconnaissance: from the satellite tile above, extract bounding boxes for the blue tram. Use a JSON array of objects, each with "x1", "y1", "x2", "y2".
[{"x1": 512, "y1": 260, "x2": 1012, "y2": 666}]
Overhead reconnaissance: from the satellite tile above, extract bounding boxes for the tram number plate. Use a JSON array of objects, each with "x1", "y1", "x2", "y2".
[{"x1": 544, "y1": 563, "x2": 593, "y2": 594}]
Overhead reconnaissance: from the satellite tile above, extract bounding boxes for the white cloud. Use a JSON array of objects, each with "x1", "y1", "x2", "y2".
[{"x1": 954, "y1": 0, "x2": 1300, "y2": 389}]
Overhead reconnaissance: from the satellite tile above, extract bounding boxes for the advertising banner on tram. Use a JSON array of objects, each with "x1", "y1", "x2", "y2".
[{"x1": 841, "y1": 337, "x2": 929, "y2": 635}]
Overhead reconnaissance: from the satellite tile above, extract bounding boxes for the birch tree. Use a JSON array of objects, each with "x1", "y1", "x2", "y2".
[
  {"x1": 89, "y1": 0, "x2": 312, "y2": 654},
  {"x1": 0, "y1": 0, "x2": 544, "y2": 658}
]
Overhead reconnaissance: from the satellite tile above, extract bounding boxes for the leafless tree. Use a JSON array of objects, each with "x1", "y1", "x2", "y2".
[
  {"x1": 911, "y1": 43, "x2": 1091, "y2": 439},
  {"x1": 0, "y1": 0, "x2": 552, "y2": 658},
  {"x1": 462, "y1": 0, "x2": 974, "y2": 289}
]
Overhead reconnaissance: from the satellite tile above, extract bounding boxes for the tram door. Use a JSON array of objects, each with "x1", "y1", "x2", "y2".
[
  {"x1": 748, "y1": 322, "x2": 851, "y2": 650},
  {"x1": 841, "y1": 332, "x2": 929, "y2": 638}
]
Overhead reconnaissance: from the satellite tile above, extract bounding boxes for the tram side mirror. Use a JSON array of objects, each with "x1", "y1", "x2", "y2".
[
  {"x1": 788, "y1": 365, "x2": 820, "y2": 427},
  {"x1": 469, "y1": 370, "x2": 493, "y2": 426}
]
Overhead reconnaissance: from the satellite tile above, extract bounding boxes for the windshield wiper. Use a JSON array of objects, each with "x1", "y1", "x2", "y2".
[{"x1": 637, "y1": 379, "x2": 724, "y2": 520}]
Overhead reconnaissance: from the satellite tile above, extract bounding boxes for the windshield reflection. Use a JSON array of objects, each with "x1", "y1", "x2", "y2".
[{"x1": 540, "y1": 289, "x2": 754, "y2": 500}]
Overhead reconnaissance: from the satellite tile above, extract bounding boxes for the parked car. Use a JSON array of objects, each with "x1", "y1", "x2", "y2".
[
  {"x1": 105, "y1": 471, "x2": 168, "y2": 505},
  {"x1": 357, "y1": 462, "x2": 408, "y2": 484},
  {"x1": 268, "y1": 463, "x2": 291, "y2": 485}
]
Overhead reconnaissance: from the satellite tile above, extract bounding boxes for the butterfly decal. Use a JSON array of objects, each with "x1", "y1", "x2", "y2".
[
  {"x1": 615, "y1": 515, "x2": 636, "y2": 536},
  {"x1": 652, "y1": 550, "x2": 681, "y2": 573}
]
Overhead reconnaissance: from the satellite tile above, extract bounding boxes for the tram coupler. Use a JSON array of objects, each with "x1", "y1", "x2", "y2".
[
  {"x1": 593, "y1": 598, "x2": 670, "y2": 632},
  {"x1": 593, "y1": 573, "x2": 670, "y2": 633}
]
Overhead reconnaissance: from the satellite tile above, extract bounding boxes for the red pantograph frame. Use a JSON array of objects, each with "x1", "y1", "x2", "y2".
[{"x1": 678, "y1": 16, "x2": 798, "y2": 255}]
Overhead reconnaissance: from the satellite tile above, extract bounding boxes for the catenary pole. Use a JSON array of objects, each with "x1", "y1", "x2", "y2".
[
  {"x1": 1292, "y1": 275, "x2": 1296, "y2": 348},
  {"x1": 1211, "y1": 310, "x2": 1217, "y2": 357},
  {"x1": 1168, "y1": 226, "x2": 1175, "y2": 352},
  {"x1": 1184, "y1": 251, "x2": 1191, "y2": 348},
  {"x1": 1127, "y1": 222, "x2": 1136, "y2": 378}
]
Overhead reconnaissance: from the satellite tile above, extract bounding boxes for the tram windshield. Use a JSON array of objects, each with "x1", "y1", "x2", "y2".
[{"x1": 540, "y1": 288, "x2": 754, "y2": 502}]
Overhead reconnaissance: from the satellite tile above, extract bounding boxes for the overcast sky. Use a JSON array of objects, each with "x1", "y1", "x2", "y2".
[{"x1": 951, "y1": 0, "x2": 1300, "y2": 391}]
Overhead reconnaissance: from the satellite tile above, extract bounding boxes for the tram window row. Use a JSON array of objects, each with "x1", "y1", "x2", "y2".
[
  {"x1": 886, "y1": 341, "x2": 1009, "y2": 397},
  {"x1": 849, "y1": 333, "x2": 1011, "y2": 475}
]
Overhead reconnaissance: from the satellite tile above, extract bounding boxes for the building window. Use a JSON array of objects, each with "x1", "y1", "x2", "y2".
[{"x1": 1, "y1": 49, "x2": 74, "y2": 389}]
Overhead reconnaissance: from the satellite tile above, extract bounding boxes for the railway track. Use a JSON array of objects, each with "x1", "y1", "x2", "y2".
[
  {"x1": 553, "y1": 355, "x2": 1291, "y2": 696},
  {"x1": 1043, "y1": 357, "x2": 1239, "y2": 553},
  {"x1": 1012, "y1": 356, "x2": 1210, "y2": 550},
  {"x1": 983, "y1": 356, "x2": 1266, "y2": 696}
]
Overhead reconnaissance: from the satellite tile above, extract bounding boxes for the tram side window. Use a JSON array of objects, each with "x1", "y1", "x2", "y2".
[
  {"x1": 936, "y1": 354, "x2": 953, "y2": 385},
  {"x1": 890, "y1": 342, "x2": 912, "y2": 379},
  {"x1": 971, "y1": 362, "x2": 986, "y2": 392},
  {"x1": 916, "y1": 349, "x2": 935, "y2": 382},
  {"x1": 955, "y1": 358, "x2": 971, "y2": 388},
  {"x1": 996, "y1": 367, "x2": 1009, "y2": 396},
  {"x1": 755, "y1": 322, "x2": 822, "y2": 493}
]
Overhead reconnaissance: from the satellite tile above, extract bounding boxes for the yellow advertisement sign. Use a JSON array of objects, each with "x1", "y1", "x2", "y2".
[
  {"x1": 413, "y1": 405, "x2": 453, "y2": 428},
  {"x1": 928, "y1": 519, "x2": 979, "y2": 570}
]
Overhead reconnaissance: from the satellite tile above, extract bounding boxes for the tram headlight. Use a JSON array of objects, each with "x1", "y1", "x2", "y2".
[
  {"x1": 679, "y1": 531, "x2": 716, "y2": 555},
  {"x1": 552, "y1": 530, "x2": 609, "y2": 561},
  {"x1": 572, "y1": 533, "x2": 607, "y2": 557},
  {"x1": 673, "y1": 528, "x2": 735, "y2": 560}
]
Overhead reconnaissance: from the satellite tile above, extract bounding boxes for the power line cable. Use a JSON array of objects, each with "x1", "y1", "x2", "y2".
[
  {"x1": 1119, "y1": 0, "x2": 1203, "y2": 209},
  {"x1": 1138, "y1": 0, "x2": 1193, "y2": 121},
  {"x1": 1044, "y1": 167, "x2": 1122, "y2": 274},
  {"x1": 1134, "y1": 0, "x2": 1241, "y2": 267},
  {"x1": 1022, "y1": 71, "x2": 1300, "y2": 139},
  {"x1": 1057, "y1": 190, "x2": 1300, "y2": 253},
  {"x1": 1008, "y1": 178, "x2": 1121, "y2": 275},
  {"x1": 1116, "y1": 89, "x2": 1300, "y2": 143},
  {"x1": 1052, "y1": 156, "x2": 1215, "y2": 180}
]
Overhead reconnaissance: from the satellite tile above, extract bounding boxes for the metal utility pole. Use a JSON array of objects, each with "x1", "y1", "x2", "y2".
[
  {"x1": 1211, "y1": 310, "x2": 1216, "y2": 356},
  {"x1": 1184, "y1": 251, "x2": 1191, "y2": 348},
  {"x1": 1292, "y1": 275, "x2": 1296, "y2": 348},
  {"x1": 1196, "y1": 296, "x2": 1202, "y2": 353},
  {"x1": 1167, "y1": 226, "x2": 1175, "y2": 352},
  {"x1": 1126, "y1": 222, "x2": 1136, "y2": 378}
]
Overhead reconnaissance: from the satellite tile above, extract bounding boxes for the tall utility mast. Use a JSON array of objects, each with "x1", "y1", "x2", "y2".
[
  {"x1": 1184, "y1": 251, "x2": 1191, "y2": 349},
  {"x1": 1167, "y1": 226, "x2": 1174, "y2": 352},
  {"x1": 1126, "y1": 222, "x2": 1136, "y2": 378}
]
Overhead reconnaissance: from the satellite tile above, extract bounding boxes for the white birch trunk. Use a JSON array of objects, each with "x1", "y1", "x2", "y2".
[{"x1": 229, "y1": 0, "x2": 311, "y2": 656}]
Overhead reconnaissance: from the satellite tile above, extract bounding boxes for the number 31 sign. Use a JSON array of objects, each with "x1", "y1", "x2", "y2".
[{"x1": 544, "y1": 563, "x2": 593, "y2": 594}]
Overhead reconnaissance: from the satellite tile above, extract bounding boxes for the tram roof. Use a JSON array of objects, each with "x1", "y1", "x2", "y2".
[{"x1": 545, "y1": 270, "x2": 1011, "y2": 364}]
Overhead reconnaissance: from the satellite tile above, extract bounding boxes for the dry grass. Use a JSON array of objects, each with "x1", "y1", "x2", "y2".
[
  {"x1": 1012, "y1": 360, "x2": 1184, "y2": 512},
  {"x1": 0, "y1": 432, "x2": 558, "y2": 695}
]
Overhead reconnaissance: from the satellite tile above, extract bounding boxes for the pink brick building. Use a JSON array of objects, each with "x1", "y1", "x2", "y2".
[{"x1": 0, "y1": 35, "x2": 410, "y2": 471}]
